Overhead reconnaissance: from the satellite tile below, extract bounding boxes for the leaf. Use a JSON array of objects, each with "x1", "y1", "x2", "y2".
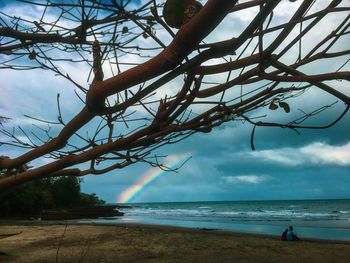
[
  {"x1": 34, "y1": 21, "x2": 46, "y2": 32},
  {"x1": 279, "y1": 102, "x2": 290, "y2": 113},
  {"x1": 122, "y1": 26, "x2": 128, "y2": 34},
  {"x1": 28, "y1": 51, "x2": 37, "y2": 60},
  {"x1": 147, "y1": 19, "x2": 155, "y2": 26},
  {"x1": 143, "y1": 32, "x2": 149, "y2": 39},
  {"x1": 269, "y1": 102, "x2": 278, "y2": 110},
  {"x1": 200, "y1": 126, "x2": 211, "y2": 133},
  {"x1": 143, "y1": 27, "x2": 150, "y2": 39}
]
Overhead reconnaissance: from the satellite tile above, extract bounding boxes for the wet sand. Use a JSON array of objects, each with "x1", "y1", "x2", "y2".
[{"x1": 1, "y1": 223, "x2": 350, "y2": 262}]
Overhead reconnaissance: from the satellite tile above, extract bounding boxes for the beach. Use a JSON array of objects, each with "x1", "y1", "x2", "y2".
[{"x1": 1, "y1": 223, "x2": 350, "y2": 263}]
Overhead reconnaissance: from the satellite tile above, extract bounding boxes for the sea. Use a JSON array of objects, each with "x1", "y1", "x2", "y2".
[{"x1": 88, "y1": 199, "x2": 350, "y2": 241}]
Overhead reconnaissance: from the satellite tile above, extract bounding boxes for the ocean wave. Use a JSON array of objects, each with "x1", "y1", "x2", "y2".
[
  {"x1": 339, "y1": 211, "x2": 349, "y2": 214},
  {"x1": 121, "y1": 207, "x2": 342, "y2": 220},
  {"x1": 123, "y1": 208, "x2": 213, "y2": 217},
  {"x1": 217, "y1": 210, "x2": 335, "y2": 218}
]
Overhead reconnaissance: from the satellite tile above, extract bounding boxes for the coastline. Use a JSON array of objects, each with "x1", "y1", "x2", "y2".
[{"x1": 1, "y1": 222, "x2": 350, "y2": 262}]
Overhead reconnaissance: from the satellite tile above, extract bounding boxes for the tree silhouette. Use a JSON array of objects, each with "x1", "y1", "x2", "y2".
[{"x1": 0, "y1": 0, "x2": 349, "y2": 191}]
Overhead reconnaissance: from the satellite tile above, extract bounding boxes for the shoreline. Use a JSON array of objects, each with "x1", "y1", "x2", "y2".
[
  {"x1": 1, "y1": 222, "x2": 350, "y2": 262},
  {"x1": 1, "y1": 219, "x2": 350, "y2": 244},
  {"x1": 94, "y1": 221, "x2": 350, "y2": 244}
]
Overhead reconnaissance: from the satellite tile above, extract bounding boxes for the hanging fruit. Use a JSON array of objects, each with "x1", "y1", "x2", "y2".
[{"x1": 163, "y1": 0, "x2": 202, "y2": 29}]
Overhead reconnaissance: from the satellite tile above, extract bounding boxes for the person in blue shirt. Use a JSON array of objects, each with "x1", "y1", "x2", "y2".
[{"x1": 286, "y1": 226, "x2": 300, "y2": 241}]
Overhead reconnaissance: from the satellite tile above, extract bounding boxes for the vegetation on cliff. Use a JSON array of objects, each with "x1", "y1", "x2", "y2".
[{"x1": 0, "y1": 166, "x2": 106, "y2": 218}]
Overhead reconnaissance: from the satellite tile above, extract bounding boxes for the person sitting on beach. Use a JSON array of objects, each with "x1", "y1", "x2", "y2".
[
  {"x1": 281, "y1": 228, "x2": 288, "y2": 241},
  {"x1": 286, "y1": 226, "x2": 300, "y2": 241}
]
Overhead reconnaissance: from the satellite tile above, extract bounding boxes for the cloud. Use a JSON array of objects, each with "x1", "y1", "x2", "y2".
[
  {"x1": 1, "y1": 2, "x2": 45, "y2": 21},
  {"x1": 222, "y1": 174, "x2": 271, "y2": 184},
  {"x1": 249, "y1": 149, "x2": 302, "y2": 166},
  {"x1": 248, "y1": 141, "x2": 350, "y2": 166},
  {"x1": 300, "y1": 142, "x2": 350, "y2": 165}
]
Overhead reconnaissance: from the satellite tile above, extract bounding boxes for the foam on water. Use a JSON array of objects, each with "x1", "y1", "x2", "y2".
[
  {"x1": 122, "y1": 203, "x2": 348, "y2": 222},
  {"x1": 84, "y1": 199, "x2": 350, "y2": 241}
]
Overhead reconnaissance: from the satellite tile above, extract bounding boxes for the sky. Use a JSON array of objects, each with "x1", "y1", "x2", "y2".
[{"x1": 0, "y1": 0, "x2": 349, "y2": 203}]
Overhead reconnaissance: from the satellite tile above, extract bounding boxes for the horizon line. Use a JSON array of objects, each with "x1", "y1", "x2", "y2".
[{"x1": 112, "y1": 197, "x2": 350, "y2": 205}]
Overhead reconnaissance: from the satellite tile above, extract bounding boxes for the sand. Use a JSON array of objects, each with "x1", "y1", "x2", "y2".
[{"x1": 0, "y1": 223, "x2": 350, "y2": 263}]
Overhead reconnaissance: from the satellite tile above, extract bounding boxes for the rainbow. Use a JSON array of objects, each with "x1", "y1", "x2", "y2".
[{"x1": 117, "y1": 153, "x2": 191, "y2": 203}]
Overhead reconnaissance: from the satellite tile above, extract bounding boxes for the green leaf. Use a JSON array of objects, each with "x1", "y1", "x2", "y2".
[
  {"x1": 269, "y1": 102, "x2": 278, "y2": 110},
  {"x1": 279, "y1": 102, "x2": 290, "y2": 113}
]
